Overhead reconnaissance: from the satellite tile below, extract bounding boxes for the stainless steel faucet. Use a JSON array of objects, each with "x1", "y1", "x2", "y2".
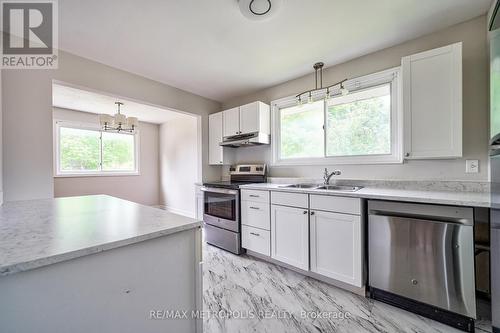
[{"x1": 323, "y1": 168, "x2": 341, "y2": 185}]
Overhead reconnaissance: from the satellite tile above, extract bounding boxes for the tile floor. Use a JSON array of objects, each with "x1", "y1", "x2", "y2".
[{"x1": 202, "y1": 242, "x2": 492, "y2": 333}]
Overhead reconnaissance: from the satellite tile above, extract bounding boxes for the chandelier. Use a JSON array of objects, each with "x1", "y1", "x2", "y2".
[
  {"x1": 98, "y1": 102, "x2": 138, "y2": 133},
  {"x1": 296, "y1": 62, "x2": 349, "y2": 106}
]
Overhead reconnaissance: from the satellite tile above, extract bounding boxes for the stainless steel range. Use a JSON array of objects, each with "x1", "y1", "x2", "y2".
[{"x1": 201, "y1": 164, "x2": 267, "y2": 254}]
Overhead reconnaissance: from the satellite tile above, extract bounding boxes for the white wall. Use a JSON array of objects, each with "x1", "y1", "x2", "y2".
[
  {"x1": 2, "y1": 50, "x2": 221, "y2": 202},
  {"x1": 159, "y1": 115, "x2": 199, "y2": 217},
  {"x1": 52, "y1": 108, "x2": 160, "y2": 206},
  {"x1": 221, "y1": 16, "x2": 489, "y2": 182}
]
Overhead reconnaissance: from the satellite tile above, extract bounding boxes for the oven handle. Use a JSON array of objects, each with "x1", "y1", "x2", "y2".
[{"x1": 201, "y1": 186, "x2": 239, "y2": 195}]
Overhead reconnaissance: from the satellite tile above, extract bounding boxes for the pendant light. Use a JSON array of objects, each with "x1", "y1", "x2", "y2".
[
  {"x1": 295, "y1": 62, "x2": 349, "y2": 106},
  {"x1": 98, "y1": 102, "x2": 138, "y2": 133}
]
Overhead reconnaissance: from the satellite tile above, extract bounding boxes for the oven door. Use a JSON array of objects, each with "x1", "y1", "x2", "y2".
[{"x1": 201, "y1": 187, "x2": 240, "y2": 232}]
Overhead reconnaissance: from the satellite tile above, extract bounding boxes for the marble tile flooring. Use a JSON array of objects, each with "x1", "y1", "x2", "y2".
[{"x1": 202, "y1": 243, "x2": 492, "y2": 333}]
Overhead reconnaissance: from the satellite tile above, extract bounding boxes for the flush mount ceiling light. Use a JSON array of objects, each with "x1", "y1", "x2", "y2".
[
  {"x1": 296, "y1": 62, "x2": 349, "y2": 106},
  {"x1": 98, "y1": 102, "x2": 138, "y2": 133},
  {"x1": 238, "y1": 0, "x2": 282, "y2": 21}
]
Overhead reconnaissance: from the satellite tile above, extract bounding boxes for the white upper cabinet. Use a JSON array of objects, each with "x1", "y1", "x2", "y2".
[
  {"x1": 222, "y1": 102, "x2": 270, "y2": 138},
  {"x1": 209, "y1": 112, "x2": 232, "y2": 165},
  {"x1": 239, "y1": 101, "x2": 270, "y2": 135},
  {"x1": 223, "y1": 107, "x2": 240, "y2": 137},
  {"x1": 402, "y1": 42, "x2": 462, "y2": 159}
]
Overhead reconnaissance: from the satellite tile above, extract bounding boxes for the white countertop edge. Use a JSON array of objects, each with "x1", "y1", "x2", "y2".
[
  {"x1": 239, "y1": 184, "x2": 490, "y2": 208},
  {"x1": 0, "y1": 221, "x2": 202, "y2": 277}
]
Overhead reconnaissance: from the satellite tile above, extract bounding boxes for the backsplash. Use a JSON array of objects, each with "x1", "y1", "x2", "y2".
[
  {"x1": 221, "y1": 144, "x2": 489, "y2": 183},
  {"x1": 265, "y1": 177, "x2": 490, "y2": 193}
]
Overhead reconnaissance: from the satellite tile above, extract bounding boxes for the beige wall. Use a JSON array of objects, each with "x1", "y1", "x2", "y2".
[
  {"x1": 2, "y1": 50, "x2": 221, "y2": 202},
  {"x1": 52, "y1": 108, "x2": 160, "y2": 206},
  {"x1": 222, "y1": 16, "x2": 489, "y2": 182},
  {"x1": 159, "y1": 115, "x2": 199, "y2": 217}
]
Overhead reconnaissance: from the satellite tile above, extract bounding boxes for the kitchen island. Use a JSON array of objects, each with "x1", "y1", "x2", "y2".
[{"x1": 0, "y1": 195, "x2": 203, "y2": 333}]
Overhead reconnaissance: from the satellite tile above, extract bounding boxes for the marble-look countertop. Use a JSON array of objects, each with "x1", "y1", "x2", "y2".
[
  {"x1": 240, "y1": 183, "x2": 491, "y2": 208},
  {"x1": 0, "y1": 195, "x2": 202, "y2": 277}
]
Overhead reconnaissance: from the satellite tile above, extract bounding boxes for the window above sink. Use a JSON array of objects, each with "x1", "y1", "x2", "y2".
[{"x1": 271, "y1": 67, "x2": 403, "y2": 166}]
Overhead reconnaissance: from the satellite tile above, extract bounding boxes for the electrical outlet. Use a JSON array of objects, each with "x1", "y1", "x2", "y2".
[{"x1": 466, "y1": 160, "x2": 479, "y2": 173}]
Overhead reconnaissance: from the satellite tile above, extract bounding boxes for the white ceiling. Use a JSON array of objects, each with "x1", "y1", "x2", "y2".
[
  {"x1": 52, "y1": 84, "x2": 186, "y2": 124},
  {"x1": 58, "y1": 0, "x2": 491, "y2": 102}
]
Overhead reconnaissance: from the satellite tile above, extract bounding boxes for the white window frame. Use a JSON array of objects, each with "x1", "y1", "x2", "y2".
[
  {"x1": 53, "y1": 120, "x2": 140, "y2": 177},
  {"x1": 271, "y1": 67, "x2": 403, "y2": 166}
]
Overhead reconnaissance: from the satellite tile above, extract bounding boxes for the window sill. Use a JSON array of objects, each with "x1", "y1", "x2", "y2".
[{"x1": 54, "y1": 172, "x2": 140, "y2": 178}]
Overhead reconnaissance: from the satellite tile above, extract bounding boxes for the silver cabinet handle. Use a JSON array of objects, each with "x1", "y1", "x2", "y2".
[
  {"x1": 249, "y1": 195, "x2": 260, "y2": 198},
  {"x1": 250, "y1": 206, "x2": 260, "y2": 210},
  {"x1": 250, "y1": 232, "x2": 260, "y2": 236},
  {"x1": 303, "y1": 210, "x2": 308, "y2": 214},
  {"x1": 405, "y1": 152, "x2": 410, "y2": 157},
  {"x1": 310, "y1": 211, "x2": 315, "y2": 215}
]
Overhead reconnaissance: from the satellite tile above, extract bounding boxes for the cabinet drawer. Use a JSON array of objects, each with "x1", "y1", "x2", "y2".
[
  {"x1": 242, "y1": 225, "x2": 270, "y2": 256},
  {"x1": 310, "y1": 195, "x2": 361, "y2": 215},
  {"x1": 271, "y1": 191, "x2": 308, "y2": 208},
  {"x1": 241, "y1": 189, "x2": 269, "y2": 203},
  {"x1": 241, "y1": 201, "x2": 270, "y2": 230}
]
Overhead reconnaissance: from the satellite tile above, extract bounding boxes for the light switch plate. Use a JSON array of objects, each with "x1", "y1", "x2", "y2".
[{"x1": 466, "y1": 160, "x2": 479, "y2": 173}]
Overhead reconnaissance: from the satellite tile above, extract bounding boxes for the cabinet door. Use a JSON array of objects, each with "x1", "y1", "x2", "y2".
[
  {"x1": 223, "y1": 107, "x2": 240, "y2": 137},
  {"x1": 402, "y1": 42, "x2": 462, "y2": 159},
  {"x1": 208, "y1": 112, "x2": 223, "y2": 165},
  {"x1": 271, "y1": 205, "x2": 309, "y2": 270},
  {"x1": 310, "y1": 210, "x2": 363, "y2": 287},
  {"x1": 239, "y1": 102, "x2": 261, "y2": 134}
]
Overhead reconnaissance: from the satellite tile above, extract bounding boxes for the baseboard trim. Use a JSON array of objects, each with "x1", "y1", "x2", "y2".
[
  {"x1": 370, "y1": 287, "x2": 474, "y2": 332},
  {"x1": 246, "y1": 249, "x2": 366, "y2": 296},
  {"x1": 156, "y1": 205, "x2": 195, "y2": 219}
]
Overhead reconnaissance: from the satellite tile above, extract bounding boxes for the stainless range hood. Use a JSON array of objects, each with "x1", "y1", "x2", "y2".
[{"x1": 219, "y1": 132, "x2": 270, "y2": 148}]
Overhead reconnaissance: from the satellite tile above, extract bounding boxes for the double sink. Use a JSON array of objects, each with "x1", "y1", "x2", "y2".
[{"x1": 280, "y1": 183, "x2": 363, "y2": 192}]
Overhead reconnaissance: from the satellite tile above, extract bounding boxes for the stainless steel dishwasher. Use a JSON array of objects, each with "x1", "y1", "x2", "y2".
[{"x1": 368, "y1": 200, "x2": 476, "y2": 332}]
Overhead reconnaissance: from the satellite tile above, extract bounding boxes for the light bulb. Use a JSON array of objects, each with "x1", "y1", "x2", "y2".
[
  {"x1": 114, "y1": 113, "x2": 126, "y2": 125},
  {"x1": 296, "y1": 97, "x2": 303, "y2": 107},
  {"x1": 99, "y1": 114, "x2": 113, "y2": 127},
  {"x1": 324, "y1": 89, "x2": 330, "y2": 101},
  {"x1": 340, "y1": 84, "x2": 349, "y2": 96},
  {"x1": 127, "y1": 117, "x2": 139, "y2": 128}
]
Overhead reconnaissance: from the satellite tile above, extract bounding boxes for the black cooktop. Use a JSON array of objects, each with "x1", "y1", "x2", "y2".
[{"x1": 202, "y1": 181, "x2": 255, "y2": 190}]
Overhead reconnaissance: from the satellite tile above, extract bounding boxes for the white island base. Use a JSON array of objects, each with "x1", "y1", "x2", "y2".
[
  {"x1": 0, "y1": 228, "x2": 202, "y2": 333},
  {"x1": 0, "y1": 195, "x2": 203, "y2": 333}
]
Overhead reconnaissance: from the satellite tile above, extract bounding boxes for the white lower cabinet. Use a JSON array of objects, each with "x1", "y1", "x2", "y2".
[
  {"x1": 243, "y1": 190, "x2": 365, "y2": 290},
  {"x1": 310, "y1": 210, "x2": 363, "y2": 287},
  {"x1": 271, "y1": 204, "x2": 309, "y2": 271},
  {"x1": 242, "y1": 225, "x2": 270, "y2": 256}
]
